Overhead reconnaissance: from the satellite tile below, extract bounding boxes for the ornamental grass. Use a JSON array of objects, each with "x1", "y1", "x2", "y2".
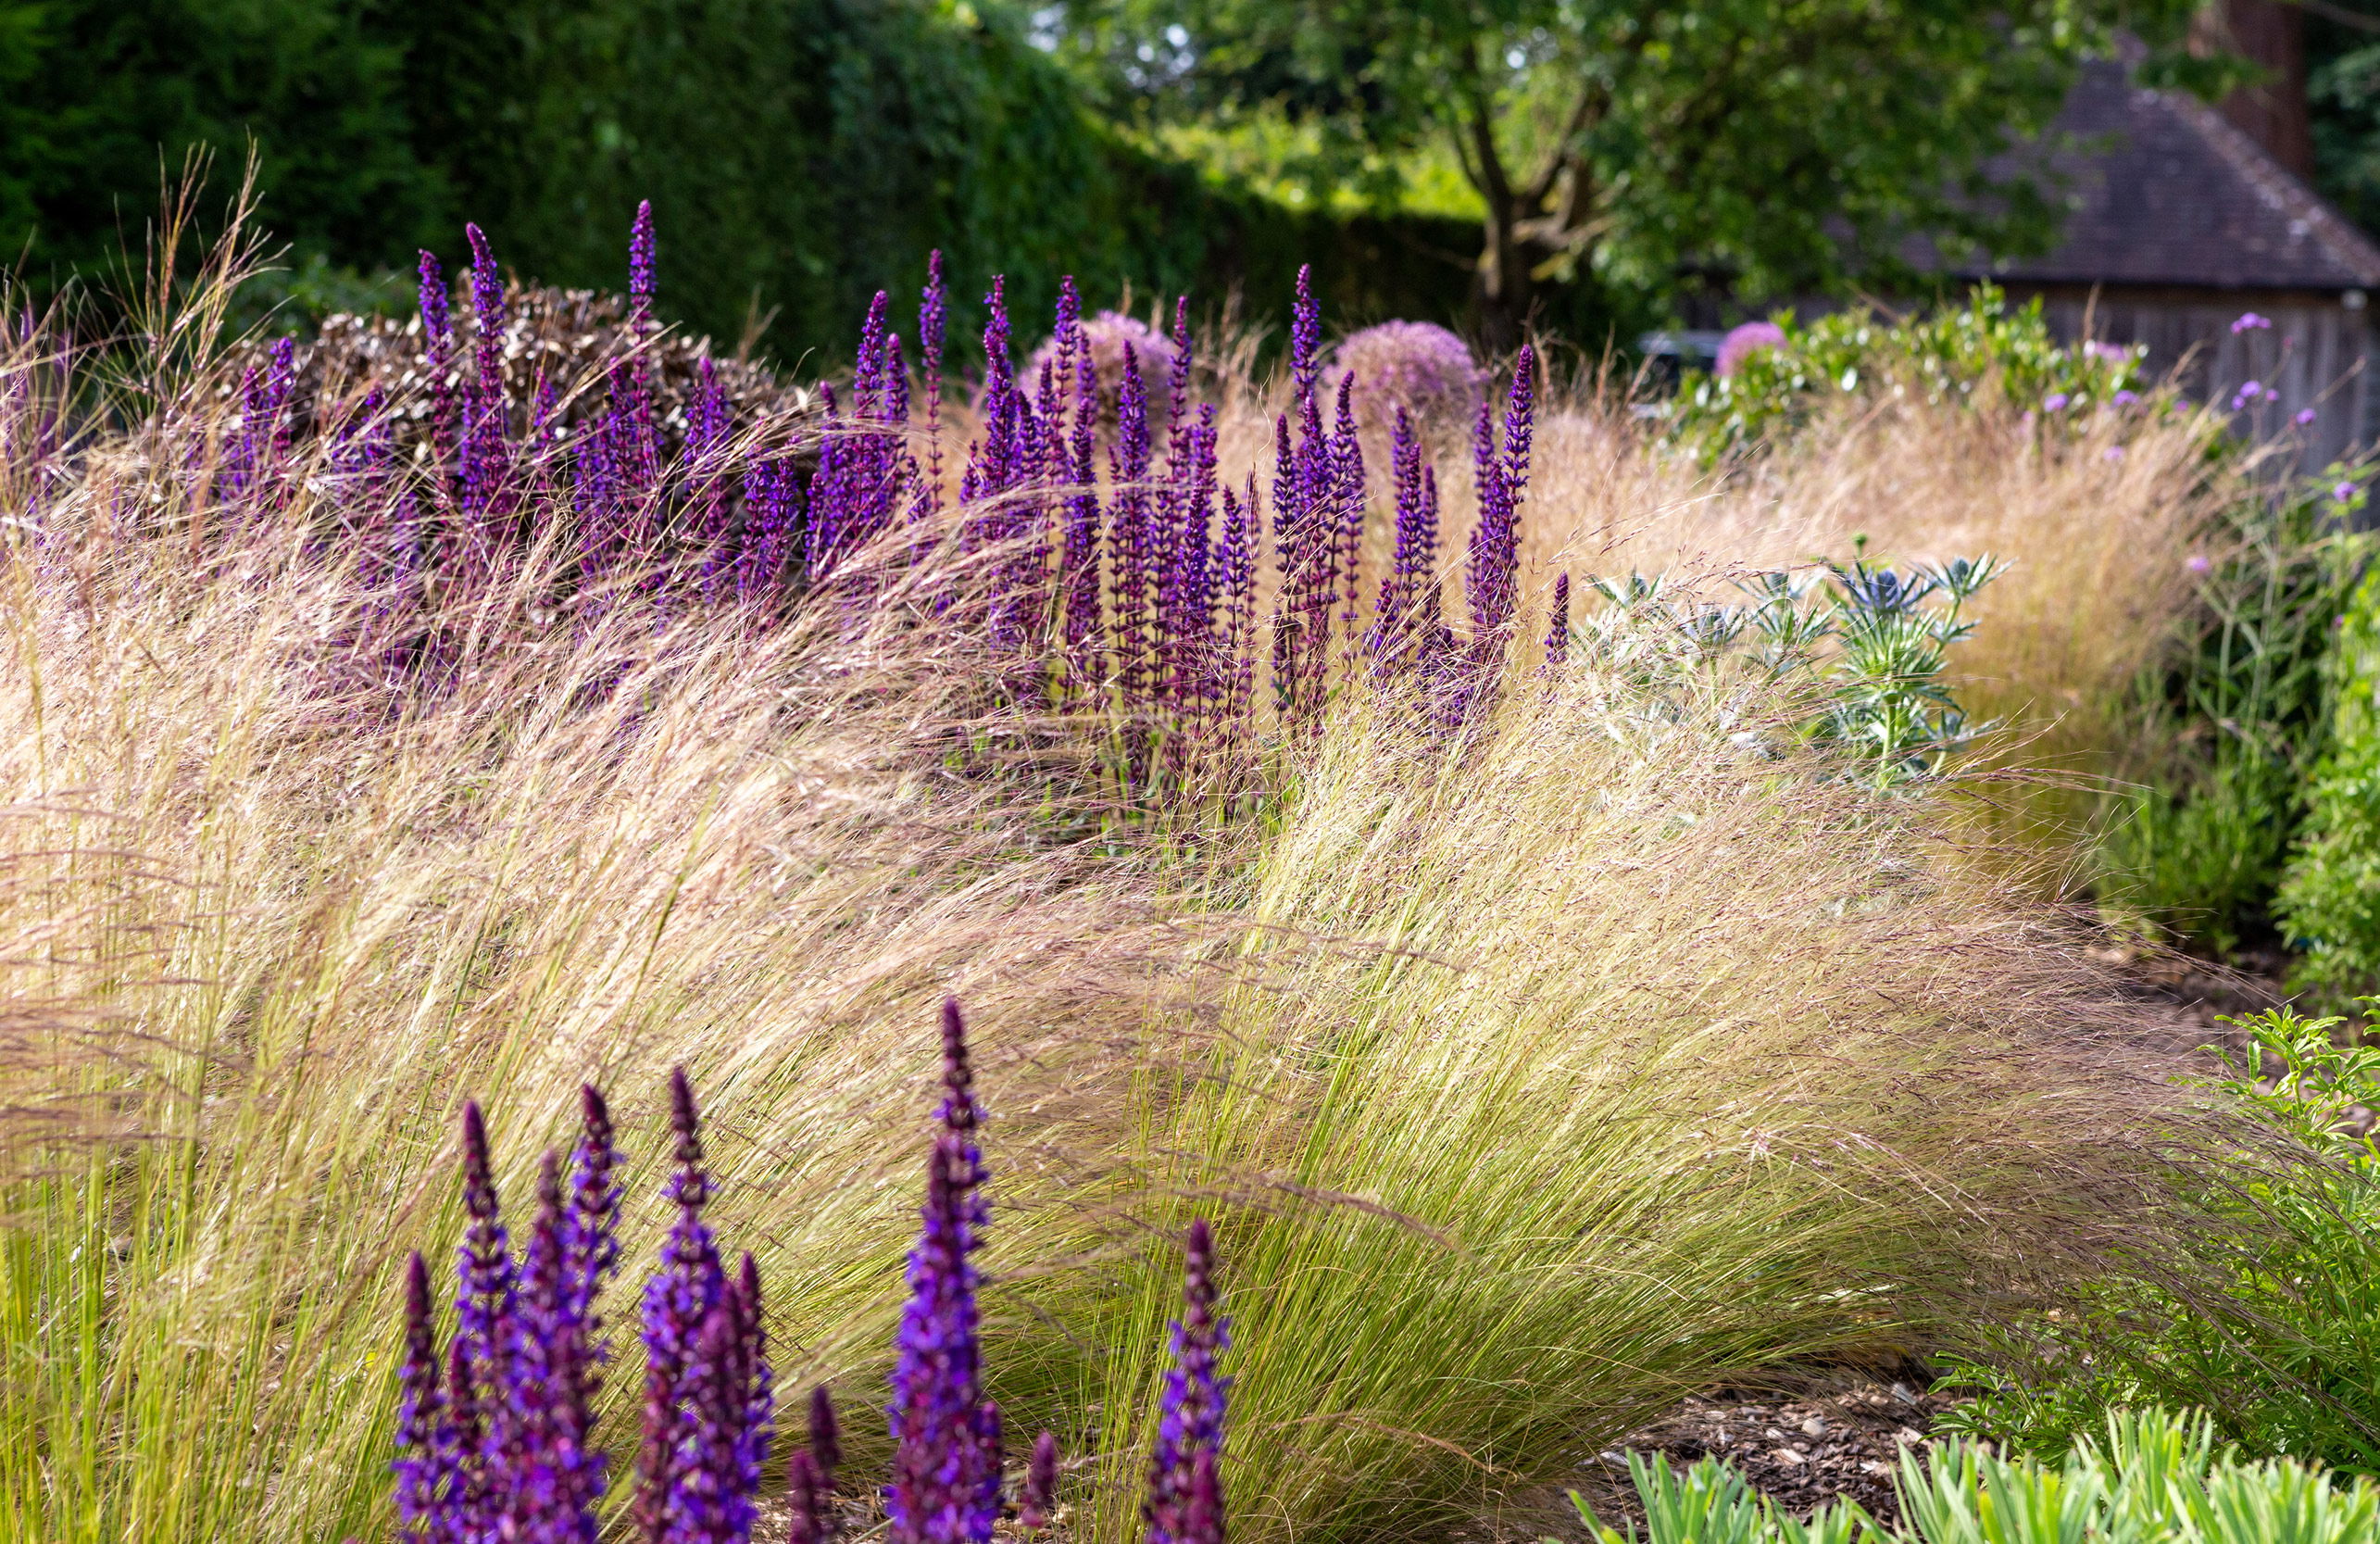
[{"x1": 0, "y1": 198, "x2": 2260, "y2": 1544}]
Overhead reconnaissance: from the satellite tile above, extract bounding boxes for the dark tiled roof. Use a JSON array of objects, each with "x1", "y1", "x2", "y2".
[{"x1": 1955, "y1": 59, "x2": 2380, "y2": 292}]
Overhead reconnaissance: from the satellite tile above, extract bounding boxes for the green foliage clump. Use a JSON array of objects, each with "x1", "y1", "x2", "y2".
[
  {"x1": 2277, "y1": 532, "x2": 2380, "y2": 998},
  {"x1": 1665, "y1": 286, "x2": 2149, "y2": 457},
  {"x1": 1944, "y1": 1005, "x2": 2380, "y2": 1473},
  {"x1": 2101, "y1": 487, "x2": 2363, "y2": 959},
  {"x1": 1574, "y1": 1407, "x2": 2379, "y2": 1544}
]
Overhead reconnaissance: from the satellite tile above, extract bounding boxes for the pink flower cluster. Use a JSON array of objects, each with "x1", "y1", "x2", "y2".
[
  {"x1": 1715, "y1": 320, "x2": 1788, "y2": 378},
  {"x1": 1323, "y1": 320, "x2": 1487, "y2": 428}
]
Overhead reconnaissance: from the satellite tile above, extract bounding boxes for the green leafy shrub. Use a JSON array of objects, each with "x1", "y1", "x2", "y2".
[
  {"x1": 2101, "y1": 484, "x2": 2362, "y2": 957},
  {"x1": 1573, "y1": 1407, "x2": 2380, "y2": 1544},
  {"x1": 2278, "y1": 516, "x2": 2380, "y2": 998},
  {"x1": 1664, "y1": 285, "x2": 2151, "y2": 458},
  {"x1": 1942, "y1": 1005, "x2": 2380, "y2": 1471}
]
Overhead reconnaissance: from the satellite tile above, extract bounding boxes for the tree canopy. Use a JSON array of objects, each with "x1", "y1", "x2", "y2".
[{"x1": 1048, "y1": 0, "x2": 2207, "y2": 341}]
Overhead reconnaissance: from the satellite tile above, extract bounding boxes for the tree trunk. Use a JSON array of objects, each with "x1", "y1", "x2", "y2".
[{"x1": 1474, "y1": 205, "x2": 1540, "y2": 354}]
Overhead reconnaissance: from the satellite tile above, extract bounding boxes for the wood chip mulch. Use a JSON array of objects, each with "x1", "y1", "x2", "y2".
[{"x1": 1556, "y1": 1377, "x2": 1971, "y2": 1532}]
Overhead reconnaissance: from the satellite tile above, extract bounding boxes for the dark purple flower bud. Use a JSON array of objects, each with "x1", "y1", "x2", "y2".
[
  {"x1": 1021, "y1": 1430, "x2": 1058, "y2": 1532},
  {"x1": 1144, "y1": 1220, "x2": 1230, "y2": 1544},
  {"x1": 789, "y1": 1450, "x2": 831, "y2": 1544},
  {"x1": 810, "y1": 1383, "x2": 842, "y2": 1485},
  {"x1": 1372, "y1": 406, "x2": 1438, "y2": 667},
  {"x1": 1503, "y1": 345, "x2": 1534, "y2": 511},
  {"x1": 1543, "y1": 572, "x2": 1570, "y2": 672},
  {"x1": 1165, "y1": 295, "x2": 1195, "y2": 461},
  {"x1": 858, "y1": 292, "x2": 891, "y2": 417},
  {"x1": 457, "y1": 1102, "x2": 517, "y2": 1400},
  {"x1": 1330, "y1": 372, "x2": 1366, "y2": 659},
  {"x1": 419, "y1": 248, "x2": 451, "y2": 349},
  {"x1": 395, "y1": 1252, "x2": 445, "y2": 1544},
  {"x1": 887, "y1": 999, "x2": 995, "y2": 1544}
]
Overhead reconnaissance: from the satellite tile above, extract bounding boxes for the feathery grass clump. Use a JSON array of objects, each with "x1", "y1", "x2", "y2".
[
  {"x1": 0, "y1": 220, "x2": 2252, "y2": 1544},
  {"x1": 1013, "y1": 659, "x2": 2221, "y2": 1544}
]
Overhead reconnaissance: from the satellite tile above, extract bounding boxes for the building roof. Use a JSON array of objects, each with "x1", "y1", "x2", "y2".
[{"x1": 1957, "y1": 58, "x2": 2380, "y2": 293}]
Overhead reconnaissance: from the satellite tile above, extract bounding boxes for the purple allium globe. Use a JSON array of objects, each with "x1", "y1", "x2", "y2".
[
  {"x1": 1024, "y1": 309, "x2": 1182, "y2": 431},
  {"x1": 1715, "y1": 320, "x2": 1788, "y2": 378},
  {"x1": 1322, "y1": 320, "x2": 1486, "y2": 430}
]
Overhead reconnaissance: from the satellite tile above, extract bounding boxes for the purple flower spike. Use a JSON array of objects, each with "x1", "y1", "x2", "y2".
[
  {"x1": 567, "y1": 1086, "x2": 622, "y2": 1334},
  {"x1": 1290, "y1": 265, "x2": 1322, "y2": 404},
  {"x1": 457, "y1": 1103, "x2": 517, "y2": 1406},
  {"x1": 395, "y1": 1252, "x2": 446, "y2": 1544},
  {"x1": 918, "y1": 250, "x2": 948, "y2": 523},
  {"x1": 461, "y1": 223, "x2": 513, "y2": 528},
  {"x1": 1543, "y1": 572, "x2": 1570, "y2": 672},
  {"x1": 1109, "y1": 344, "x2": 1155, "y2": 701},
  {"x1": 418, "y1": 249, "x2": 456, "y2": 477},
  {"x1": 502, "y1": 1150, "x2": 602, "y2": 1544},
  {"x1": 1465, "y1": 347, "x2": 1534, "y2": 671},
  {"x1": 662, "y1": 1301, "x2": 745, "y2": 1544},
  {"x1": 886, "y1": 998, "x2": 996, "y2": 1544},
  {"x1": 637, "y1": 1068, "x2": 725, "y2": 1544},
  {"x1": 810, "y1": 1383, "x2": 842, "y2": 1488},
  {"x1": 975, "y1": 1398, "x2": 1004, "y2": 1538},
  {"x1": 1145, "y1": 1219, "x2": 1230, "y2": 1544},
  {"x1": 1021, "y1": 1430, "x2": 1058, "y2": 1531},
  {"x1": 631, "y1": 201, "x2": 658, "y2": 324},
  {"x1": 456, "y1": 1102, "x2": 516, "y2": 1540},
  {"x1": 731, "y1": 1252, "x2": 775, "y2": 1539},
  {"x1": 789, "y1": 1450, "x2": 831, "y2": 1544},
  {"x1": 1184, "y1": 1448, "x2": 1225, "y2": 1544},
  {"x1": 444, "y1": 1337, "x2": 489, "y2": 1541}
]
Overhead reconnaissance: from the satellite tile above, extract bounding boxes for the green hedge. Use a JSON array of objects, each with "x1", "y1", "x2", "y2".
[{"x1": 6, "y1": 0, "x2": 1621, "y2": 364}]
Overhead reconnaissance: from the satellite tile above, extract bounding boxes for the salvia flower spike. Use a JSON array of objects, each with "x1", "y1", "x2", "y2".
[
  {"x1": 637, "y1": 1067, "x2": 724, "y2": 1544},
  {"x1": 394, "y1": 1252, "x2": 445, "y2": 1544},
  {"x1": 789, "y1": 1450, "x2": 831, "y2": 1544},
  {"x1": 630, "y1": 201, "x2": 658, "y2": 324},
  {"x1": 567, "y1": 1084, "x2": 622, "y2": 1332},
  {"x1": 1145, "y1": 1219, "x2": 1230, "y2": 1544},
  {"x1": 810, "y1": 1383, "x2": 842, "y2": 1488},
  {"x1": 1021, "y1": 1429, "x2": 1059, "y2": 1532},
  {"x1": 886, "y1": 998, "x2": 995, "y2": 1544}
]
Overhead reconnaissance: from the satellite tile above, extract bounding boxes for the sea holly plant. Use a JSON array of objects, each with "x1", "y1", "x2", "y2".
[
  {"x1": 1811, "y1": 552, "x2": 2007, "y2": 788},
  {"x1": 1571, "y1": 551, "x2": 2006, "y2": 788},
  {"x1": 391, "y1": 1003, "x2": 1231, "y2": 1544}
]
